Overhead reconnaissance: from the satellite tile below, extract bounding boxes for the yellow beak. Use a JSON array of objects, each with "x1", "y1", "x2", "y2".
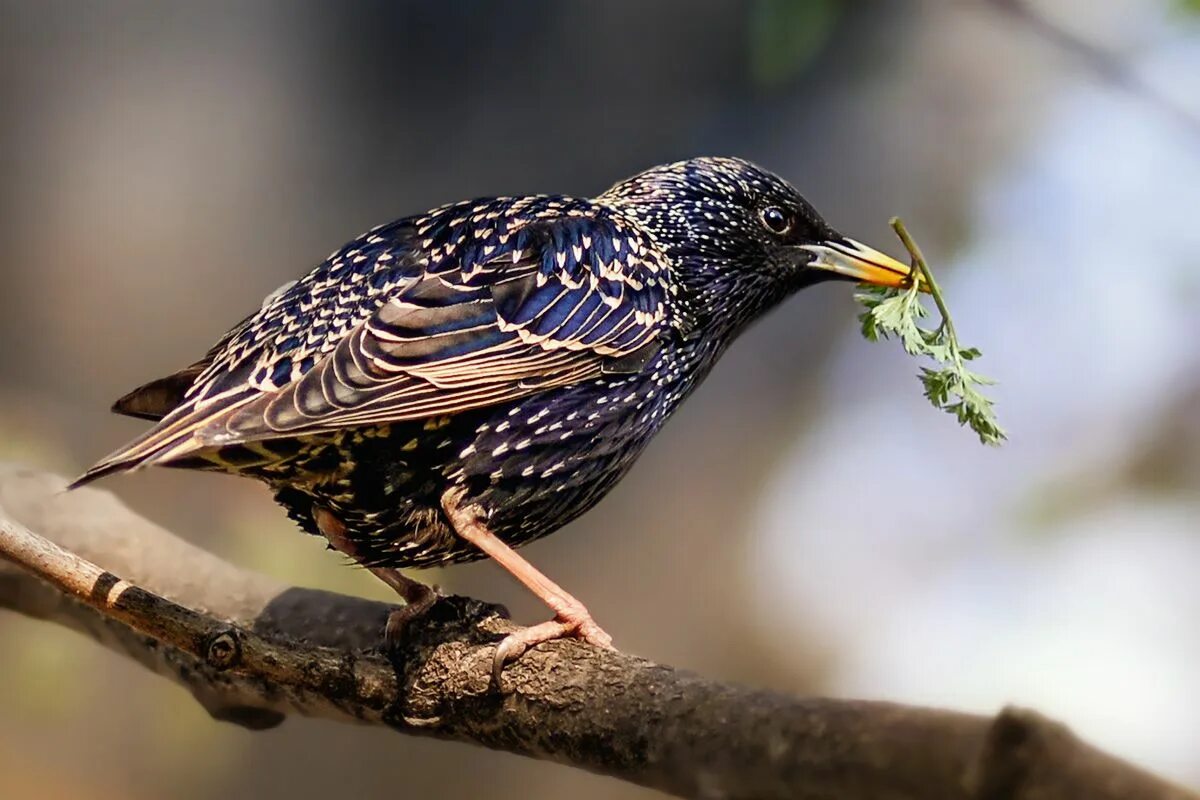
[{"x1": 801, "y1": 238, "x2": 925, "y2": 291}]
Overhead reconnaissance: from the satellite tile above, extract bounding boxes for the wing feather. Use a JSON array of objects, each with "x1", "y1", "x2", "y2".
[{"x1": 77, "y1": 198, "x2": 670, "y2": 481}]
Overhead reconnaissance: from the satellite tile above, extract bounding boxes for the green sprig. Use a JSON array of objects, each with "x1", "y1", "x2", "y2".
[{"x1": 855, "y1": 218, "x2": 1006, "y2": 446}]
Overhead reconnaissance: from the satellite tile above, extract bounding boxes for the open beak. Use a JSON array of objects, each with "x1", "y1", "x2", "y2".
[{"x1": 801, "y1": 238, "x2": 926, "y2": 291}]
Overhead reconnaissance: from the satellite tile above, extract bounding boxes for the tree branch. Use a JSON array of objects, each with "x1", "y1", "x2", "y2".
[{"x1": 0, "y1": 463, "x2": 1194, "y2": 800}]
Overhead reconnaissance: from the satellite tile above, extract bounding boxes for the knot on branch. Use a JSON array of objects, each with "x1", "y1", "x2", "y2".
[{"x1": 204, "y1": 629, "x2": 242, "y2": 670}]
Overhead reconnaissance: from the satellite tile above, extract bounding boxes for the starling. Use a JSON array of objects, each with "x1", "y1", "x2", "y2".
[{"x1": 75, "y1": 157, "x2": 914, "y2": 671}]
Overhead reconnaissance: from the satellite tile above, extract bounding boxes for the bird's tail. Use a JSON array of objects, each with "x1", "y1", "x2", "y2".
[
  {"x1": 109, "y1": 364, "x2": 208, "y2": 422},
  {"x1": 69, "y1": 419, "x2": 201, "y2": 489},
  {"x1": 69, "y1": 391, "x2": 254, "y2": 489}
]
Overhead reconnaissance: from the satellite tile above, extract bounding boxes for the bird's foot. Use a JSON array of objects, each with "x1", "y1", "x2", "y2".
[
  {"x1": 311, "y1": 506, "x2": 444, "y2": 647},
  {"x1": 383, "y1": 584, "x2": 440, "y2": 647},
  {"x1": 439, "y1": 488, "x2": 617, "y2": 685},
  {"x1": 492, "y1": 606, "x2": 615, "y2": 685}
]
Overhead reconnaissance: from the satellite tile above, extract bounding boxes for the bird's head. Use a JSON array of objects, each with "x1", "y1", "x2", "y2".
[{"x1": 600, "y1": 156, "x2": 916, "y2": 331}]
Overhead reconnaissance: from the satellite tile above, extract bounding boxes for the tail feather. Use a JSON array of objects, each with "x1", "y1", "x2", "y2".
[
  {"x1": 70, "y1": 389, "x2": 257, "y2": 489},
  {"x1": 110, "y1": 366, "x2": 205, "y2": 421},
  {"x1": 69, "y1": 421, "x2": 203, "y2": 489},
  {"x1": 68, "y1": 455, "x2": 153, "y2": 490}
]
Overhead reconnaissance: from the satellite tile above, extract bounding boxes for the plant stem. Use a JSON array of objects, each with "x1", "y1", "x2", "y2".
[{"x1": 889, "y1": 217, "x2": 962, "y2": 366}]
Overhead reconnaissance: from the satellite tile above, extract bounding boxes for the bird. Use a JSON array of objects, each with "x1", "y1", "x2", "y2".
[{"x1": 74, "y1": 157, "x2": 915, "y2": 675}]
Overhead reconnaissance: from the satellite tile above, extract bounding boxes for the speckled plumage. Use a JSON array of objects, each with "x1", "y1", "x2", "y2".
[{"x1": 78, "y1": 157, "x2": 904, "y2": 569}]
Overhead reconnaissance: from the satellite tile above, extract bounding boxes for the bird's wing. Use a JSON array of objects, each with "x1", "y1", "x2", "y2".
[{"x1": 76, "y1": 198, "x2": 670, "y2": 481}]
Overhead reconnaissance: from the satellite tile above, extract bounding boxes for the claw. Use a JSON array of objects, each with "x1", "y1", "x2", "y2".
[
  {"x1": 491, "y1": 614, "x2": 615, "y2": 687},
  {"x1": 384, "y1": 599, "x2": 432, "y2": 647}
]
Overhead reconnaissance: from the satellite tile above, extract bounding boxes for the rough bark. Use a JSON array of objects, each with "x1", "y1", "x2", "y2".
[{"x1": 0, "y1": 463, "x2": 1194, "y2": 800}]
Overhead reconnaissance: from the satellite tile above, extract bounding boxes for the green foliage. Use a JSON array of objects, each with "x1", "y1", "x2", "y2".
[
  {"x1": 855, "y1": 220, "x2": 1006, "y2": 447},
  {"x1": 748, "y1": 0, "x2": 841, "y2": 87},
  {"x1": 1178, "y1": 0, "x2": 1200, "y2": 15}
]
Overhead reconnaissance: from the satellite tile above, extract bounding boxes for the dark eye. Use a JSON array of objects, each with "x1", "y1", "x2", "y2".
[{"x1": 760, "y1": 206, "x2": 791, "y2": 235}]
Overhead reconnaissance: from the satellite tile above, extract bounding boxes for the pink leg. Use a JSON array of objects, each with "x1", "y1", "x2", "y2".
[
  {"x1": 441, "y1": 488, "x2": 614, "y2": 681},
  {"x1": 313, "y1": 507, "x2": 438, "y2": 642}
]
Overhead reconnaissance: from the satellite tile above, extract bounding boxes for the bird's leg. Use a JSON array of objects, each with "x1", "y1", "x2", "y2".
[
  {"x1": 441, "y1": 487, "x2": 615, "y2": 681},
  {"x1": 373, "y1": 568, "x2": 439, "y2": 644},
  {"x1": 313, "y1": 506, "x2": 438, "y2": 644}
]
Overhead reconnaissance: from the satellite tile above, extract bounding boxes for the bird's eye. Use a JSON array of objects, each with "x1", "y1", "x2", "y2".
[{"x1": 760, "y1": 206, "x2": 791, "y2": 235}]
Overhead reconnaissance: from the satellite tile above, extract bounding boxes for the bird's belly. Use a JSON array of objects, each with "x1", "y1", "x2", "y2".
[
  {"x1": 255, "y1": 373, "x2": 669, "y2": 569},
  {"x1": 454, "y1": 374, "x2": 665, "y2": 549}
]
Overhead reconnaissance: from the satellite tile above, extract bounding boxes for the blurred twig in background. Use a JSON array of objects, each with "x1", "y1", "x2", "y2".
[
  {"x1": 0, "y1": 463, "x2": 1195, "y2": 800},
  {"x1": 986, "y1": 0, "x2": 1200, "y2": 140}
]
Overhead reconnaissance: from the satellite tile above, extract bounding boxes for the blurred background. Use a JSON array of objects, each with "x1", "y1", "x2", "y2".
[{"x1": 2, "y1": 0, "x2": 1199, "y2": 796}]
